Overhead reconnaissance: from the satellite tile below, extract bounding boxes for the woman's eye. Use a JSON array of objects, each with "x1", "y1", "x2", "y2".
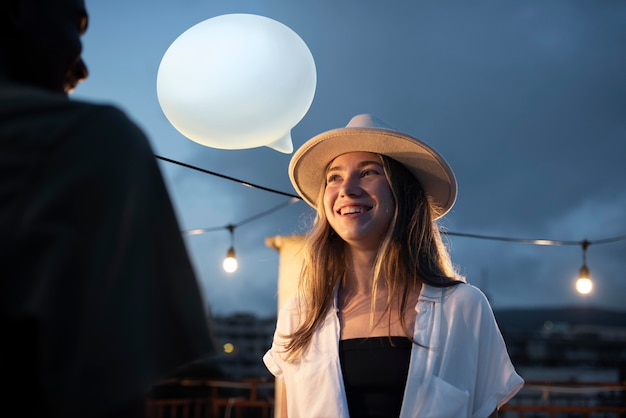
[
  {"x1": 361, "y1": 169, "x2": 378, "y2": 177},
  {"x1": 326, "y1": 174, "x2": 340, "y2": 183}
]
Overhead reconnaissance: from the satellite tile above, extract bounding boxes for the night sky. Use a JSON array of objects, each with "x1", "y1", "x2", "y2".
[{"x1": 75, "y1": 0, "x2": 626, "y2": 317}]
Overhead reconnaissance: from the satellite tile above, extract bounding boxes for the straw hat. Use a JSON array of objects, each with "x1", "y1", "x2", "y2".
[{"x1": 288, "y1": 114, "x2": 457, "y2": 218}]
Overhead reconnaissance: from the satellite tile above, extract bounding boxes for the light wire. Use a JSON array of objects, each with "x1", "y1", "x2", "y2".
[
  {"x1": 183, "y1": 197, "x2": 299, "y2": 236},
  {"x1": 158, "y1": 155, "x2": 626, "y2": 246},
  {"x1": 444, "y1": 232, "x2": 626, "y2": 247}
]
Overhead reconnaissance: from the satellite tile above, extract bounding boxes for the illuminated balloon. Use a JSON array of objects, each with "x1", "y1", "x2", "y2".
[{"x1": 156, "y1": 14, "x2": 317, "y2": 153}]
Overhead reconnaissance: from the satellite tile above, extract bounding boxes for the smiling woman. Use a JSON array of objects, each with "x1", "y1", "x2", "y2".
[{"x1": 263, "y1": 114, "x2": 524, "y2": 418}]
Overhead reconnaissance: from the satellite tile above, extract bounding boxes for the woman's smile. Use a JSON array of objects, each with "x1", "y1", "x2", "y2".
[{"x1": 336, "y1": 204, "x2": 373, "y2": 216}]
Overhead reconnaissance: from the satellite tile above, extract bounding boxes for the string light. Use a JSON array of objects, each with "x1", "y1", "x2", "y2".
[
  {"x1": 576, "y1": 240, "x2": 592, "y2": 295},
  {"x1": 445, "y1": 232, "x2": 626, "y2": 296},
  {"x1": 223, "y1": 224, "x2": 238, "y2": 273},
  {"x1": 182, "y1": 197, "x2": 299, "y2": 274},
  {"x1": 159, "y1": 155, "x2": 626, "y2": 287}
]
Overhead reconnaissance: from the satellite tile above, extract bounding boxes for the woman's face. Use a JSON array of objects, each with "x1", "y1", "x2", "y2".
[{"x1": 323, "y1": 152, "x2": 395, "y2": 250}]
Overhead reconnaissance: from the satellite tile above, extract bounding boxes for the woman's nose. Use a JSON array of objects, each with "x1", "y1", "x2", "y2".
[{"x1": 339, "y1": 176, "x2": 362, "y2": 197}]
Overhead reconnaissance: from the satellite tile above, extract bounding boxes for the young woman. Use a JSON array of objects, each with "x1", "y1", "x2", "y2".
[{"x1": 264, "y1": 114, "x2": 523, "y2": 417}]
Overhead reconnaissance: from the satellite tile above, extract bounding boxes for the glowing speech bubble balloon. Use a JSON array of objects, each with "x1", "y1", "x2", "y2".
[{"x1": 156, "y1": 14, "x2": 316, "y2": 153}]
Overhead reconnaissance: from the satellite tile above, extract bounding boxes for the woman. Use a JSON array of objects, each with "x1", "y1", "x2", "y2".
[{"x1": 264, "y1": 114, "x2": 524, "y2": 417}]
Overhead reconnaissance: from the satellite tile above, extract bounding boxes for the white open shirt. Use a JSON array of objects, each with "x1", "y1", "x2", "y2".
[{"x1": 264, "y1": 283, "x2": 524, "y2": 418}]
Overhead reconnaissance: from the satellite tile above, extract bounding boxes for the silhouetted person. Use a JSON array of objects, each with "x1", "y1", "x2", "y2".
[{"x1": 0, "y1": 0, "x2": 216, "y2": 416}]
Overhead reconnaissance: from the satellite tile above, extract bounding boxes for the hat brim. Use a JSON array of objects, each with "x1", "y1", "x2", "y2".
[{"x1": 289, "y1": 127, "x2": 457, "y2": 218}]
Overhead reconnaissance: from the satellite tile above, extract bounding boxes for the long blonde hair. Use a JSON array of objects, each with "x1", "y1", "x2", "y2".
[{"x1": 281, "y1": 155, "x2": 464, "y2": 360}]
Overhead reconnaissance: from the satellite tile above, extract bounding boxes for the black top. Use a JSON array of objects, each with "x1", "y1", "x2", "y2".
[{"x1": 339, "y1": 336, "x2": 412, "y2": 418}]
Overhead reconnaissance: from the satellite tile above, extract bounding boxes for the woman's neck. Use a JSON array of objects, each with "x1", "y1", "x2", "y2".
[
  {"x1": 343, "y1": 247, "x2": 378, "y2": 294},
  {"x1": 338, "y1": 245, "x2": 421, "y2": 340}
]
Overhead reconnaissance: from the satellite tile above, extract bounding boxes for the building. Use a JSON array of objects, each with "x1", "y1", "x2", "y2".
[
  {"x1": 496, "y1": 307, "x2": 626, "y2": 415},
  {"x1": 213, "y1": 313, "x2": 276, "y2": 379}
]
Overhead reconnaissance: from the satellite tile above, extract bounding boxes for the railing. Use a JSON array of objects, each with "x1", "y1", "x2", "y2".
[
  {"x1": 147, "y1": 398, "x2": 210, "y2": 418},
  {"x1": 147, "y1": 378, "x2": 626, "y2": 418},
  {"x1": 146, "y1": 377, "x2": 274, "y2": 418},
  {"x1": 501, "y1": 380, "x2": 626, "y2": 418}
]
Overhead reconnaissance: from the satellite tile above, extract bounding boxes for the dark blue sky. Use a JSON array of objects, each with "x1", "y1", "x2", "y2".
[{"x1": 76, "y1": 0, "x2": 626, "y2": 317}]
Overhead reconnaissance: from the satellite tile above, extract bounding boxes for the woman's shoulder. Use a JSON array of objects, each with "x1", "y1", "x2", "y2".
[
  {"x1": 448, "y1": 282, "x2": 489, "y2": 301},
  {"x1": 423, "y1": 282, "x2": 488, "y2": 302},
  {"x1": 424, "y1": 284, "x2": 501, "y2": 337},
  {"x1": 423, "y1": 282, "x2": 492, "y2": 314}
]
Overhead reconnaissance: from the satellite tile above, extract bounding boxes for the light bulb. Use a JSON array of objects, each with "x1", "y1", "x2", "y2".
[
  {"x1": 576, "y1": 264, "x2": 592, "y2": 295},
  {"x1": 578, "y1": 264, "x2": 590, "y2": 280},
  {"x1": 576, "y1": 277, "x2": 593, "y2": 295},
  {"x1": 223, "y1": 247, "x2": 238, "y2": 273}
]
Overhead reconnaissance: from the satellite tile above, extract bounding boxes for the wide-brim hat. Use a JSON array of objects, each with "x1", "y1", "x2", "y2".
[{"x1": 289, "y1": 114, "x2": 457, "y2": 219}]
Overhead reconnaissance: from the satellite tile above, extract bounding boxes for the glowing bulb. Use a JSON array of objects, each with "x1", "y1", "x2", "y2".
[
  {"x1": 223, "y1": 247, "x2": 238, "y2": 273},
  {"x1": 223, "y1": 343, "x2": 235, "y2": 354},
  {"x1": 576, "y1": 264, "x2": 592, "y2": 295},
  {"x1": 576, "y1": 241, "x2": 592, "y2": 296},
  {"x1": 576, "y1": 277, "x2": 593, "y2": 295}
]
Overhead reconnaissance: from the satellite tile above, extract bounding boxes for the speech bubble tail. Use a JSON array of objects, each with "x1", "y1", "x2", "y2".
[{"x1": 266, "y1": 133, "x2": 294, "y2": 154}]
